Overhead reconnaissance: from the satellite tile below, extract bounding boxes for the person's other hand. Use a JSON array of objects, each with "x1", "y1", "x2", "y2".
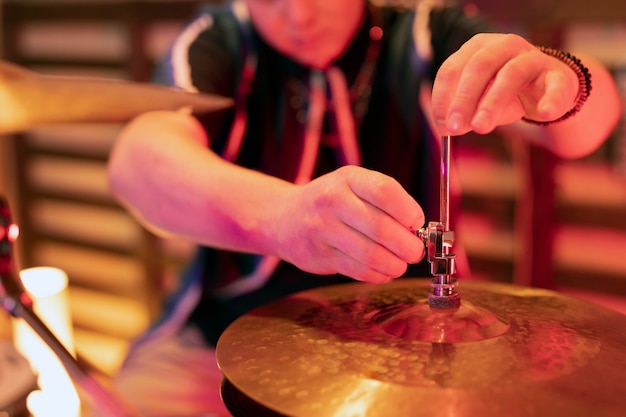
[
  {"x1": 270, "y1": 166, "x2": 425, "y2": 284},
  {"x1": 431, "y1": 33, "x2": 579, "y2": 136}
]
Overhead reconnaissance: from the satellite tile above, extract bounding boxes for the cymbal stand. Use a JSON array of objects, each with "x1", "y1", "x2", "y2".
[
  {"x1": 417, "y1": 135, "x2": 459, "y2": 309},
  {"x1": 0, "y1": 198, "x2": 140, "y2": 417}
]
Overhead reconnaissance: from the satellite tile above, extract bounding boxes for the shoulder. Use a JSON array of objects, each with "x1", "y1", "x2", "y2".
[
  {"x1": 425, "y1": 5, "x2": 496, "y2": 71},
  {"x1": 428, "y1": 5, "x2": 496, "y2": 45},
  {"x1": 157, "y1": 3, "x2": 244, "y2": 96}
]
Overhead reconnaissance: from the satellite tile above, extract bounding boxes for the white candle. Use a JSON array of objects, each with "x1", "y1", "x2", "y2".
[{"x1": 12, "y1": 266, "x2": 81, "y2": 417}]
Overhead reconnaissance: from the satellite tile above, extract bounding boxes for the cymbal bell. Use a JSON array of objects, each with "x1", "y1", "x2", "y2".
[
  {"x1": 216, "y1": 279, "x2": 626, "y2": 417},
  {"x1": 0, "y1": 61, "x2": 233, "y2": 134}
]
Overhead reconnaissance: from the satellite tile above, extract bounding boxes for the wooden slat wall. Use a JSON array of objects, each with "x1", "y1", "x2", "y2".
[{"x1": 1, "y1": 0, "x2": 205, "y2": 375}]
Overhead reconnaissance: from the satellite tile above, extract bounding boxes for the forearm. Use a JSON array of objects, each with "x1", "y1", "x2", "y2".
[
  {"x1": 109, "y1": 112, "x2": 426, "y2": 283},
  {"x1": 108, "y1": 110, "x2": 293, "y2": 255}
]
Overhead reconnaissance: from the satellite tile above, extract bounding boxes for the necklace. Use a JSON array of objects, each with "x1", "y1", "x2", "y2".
[{"x1": 287, "y1": 6, "x2": 384, "y2": 130}]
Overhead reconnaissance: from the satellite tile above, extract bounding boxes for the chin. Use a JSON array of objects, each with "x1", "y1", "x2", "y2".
[
  {"x1": 282, "y1": 43, "x2": 341, "y2": 70},
  {"x1": 295, "y1": 53, "x2": 338, "y2": 70}
]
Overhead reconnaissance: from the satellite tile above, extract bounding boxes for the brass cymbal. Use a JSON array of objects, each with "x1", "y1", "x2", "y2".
[
  {"x1": 0, "y1": 61, "x2": 233, "y2": 134},
  {"x1": 216, "y1": 279, "x2": 626, "y2": 417}
]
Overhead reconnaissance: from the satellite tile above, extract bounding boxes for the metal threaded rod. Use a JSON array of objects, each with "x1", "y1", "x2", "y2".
[
  {"x1": 440, "y1": 135, "x2": 451, "y2": 233},
  {"x1": 428, "y1": 135, "x2": 459, "y2": 309}
]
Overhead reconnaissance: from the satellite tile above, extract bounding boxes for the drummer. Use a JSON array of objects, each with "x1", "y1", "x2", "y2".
[{"x1": 108, "y1": 0, "x2": 620, "y2": 415}]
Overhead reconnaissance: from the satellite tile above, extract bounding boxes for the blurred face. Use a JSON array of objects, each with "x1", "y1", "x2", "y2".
[{"x1": 244, "y1": 0, "x2": 366, "y2": 69}]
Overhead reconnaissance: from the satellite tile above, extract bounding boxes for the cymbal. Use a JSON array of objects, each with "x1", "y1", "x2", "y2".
[
  {"x1": 216, "y1": 279, "x2": 626, "y2": 417},
  {"x1": 0, "y1": 61, "x2": 233, "y2": 134}
]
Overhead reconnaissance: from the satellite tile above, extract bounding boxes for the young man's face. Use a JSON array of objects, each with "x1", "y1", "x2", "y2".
[{"x1": 244, "y1": 0, "x2": 366, "y2": 69}]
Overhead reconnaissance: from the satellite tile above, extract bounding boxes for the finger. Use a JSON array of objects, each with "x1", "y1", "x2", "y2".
[
  {"x1": 331, "y1": 254, "x2": 397, "y2": 284},
  {"x1": 444, "y1": 37, "x2": 528, "y2": 135},
  {"x1": 337, "y1": 199, "x2": 425, "y2": 264},
  {"x1": 532, "y1": 68, "x2": 578, "y2": 121},
  {"x1": 431, "y1": 34, "x2": 490, "y2": 135},
  {"x1": 322, "y1": 229, "x2": 410, "y2": 283},
  {"x1": 470, "y1": 52, "x2": 543, "y2": 133},
  {"x1": 431, "y1": 52, "x2": 465, "y2": 135},
  {"x1": 344, "y1": 167, "x2": 425, "y2": 232}
]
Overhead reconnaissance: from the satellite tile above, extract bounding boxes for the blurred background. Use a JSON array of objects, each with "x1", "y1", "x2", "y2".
[{"x1": 0, "y1": 0, "x2": 625, "y2": 386}]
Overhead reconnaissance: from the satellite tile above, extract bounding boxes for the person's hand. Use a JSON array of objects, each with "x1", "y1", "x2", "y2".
[
  {"x1": 269, "y1": 166, "x2": 426, "y2": 284},
  {"x1": 431, "y1": 33, "x2": 580, "y2": 136}
]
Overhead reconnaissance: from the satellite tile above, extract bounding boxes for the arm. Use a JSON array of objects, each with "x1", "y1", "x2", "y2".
[
  {"x1": 108, "y1": 110, "x2": 425, "y2": 283},
  {"x1": 430, "y1": 33, "x2": 621, "y2": 159}
]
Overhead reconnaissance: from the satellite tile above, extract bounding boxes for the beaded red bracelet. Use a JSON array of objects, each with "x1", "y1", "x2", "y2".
[{"x1": 522, "y1": 46, "x2": 592, "y2": 126}]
